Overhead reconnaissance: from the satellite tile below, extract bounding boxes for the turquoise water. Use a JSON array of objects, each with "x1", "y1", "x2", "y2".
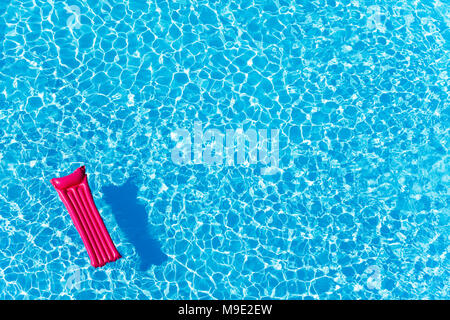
[{"x1": 0, "y1": 0, "x2": 449, "y2": 299}]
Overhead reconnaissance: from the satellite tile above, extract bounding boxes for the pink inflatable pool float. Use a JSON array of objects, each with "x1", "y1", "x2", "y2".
[{"x1": 51, "y1": 166, "x2": 121, "y2": 267}]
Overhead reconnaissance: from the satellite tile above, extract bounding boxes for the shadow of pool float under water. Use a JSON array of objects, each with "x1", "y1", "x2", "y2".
[{"x1": 102, "y1": 180, "x2": 168, "y2": 271}]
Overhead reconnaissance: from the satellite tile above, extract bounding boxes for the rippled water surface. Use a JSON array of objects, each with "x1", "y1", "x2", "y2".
[{"x1": 0, "y1": 0, "x2": 449, "y2": 299}]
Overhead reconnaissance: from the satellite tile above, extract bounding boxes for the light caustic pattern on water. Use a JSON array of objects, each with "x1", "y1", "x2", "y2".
[{"x1": 0, "y1": 0, "x2": 448, "y2": 299}]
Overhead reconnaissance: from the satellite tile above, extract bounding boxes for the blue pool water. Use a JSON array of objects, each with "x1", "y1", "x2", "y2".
[{"x1": 0, "y1": 0, "x2": 449, "y2": 299}]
